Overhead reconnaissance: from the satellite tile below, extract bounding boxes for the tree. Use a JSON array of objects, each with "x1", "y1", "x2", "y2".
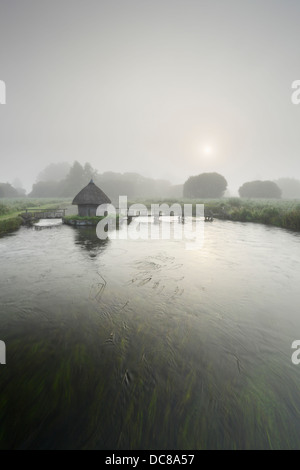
[
  {"x1": 274, "y1": 178, "x2": 300, "y2": 199},
  {"x1": 60, "y1": 161, "x2": 87, "y2": 197},
  {"x1": 84, "y1": 162, "x2": 97, "y2": 181},
  {"x1": 28, "y1": 181, "x2": 63, "y2": 198},
  {"x1": 37, "y1": 162, "x2": 71, "y2": 182},
  {"x1": 183, "y1": 172, "x2": 228, "y2": 198},
  {"x1": 0, "y1": 183, "x2": 20, "y2": 198},
  {"x1": 31, "y1": 161, "x2": 175, "y2": 199},
  {"x1": 95, "y1": 171, "x2": 173, "y2": 200},
  {"x1": 238, "y1": 180, "x2": 282, "y2": 199}
]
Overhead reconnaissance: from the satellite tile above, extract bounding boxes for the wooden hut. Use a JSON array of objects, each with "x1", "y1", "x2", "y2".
[{"x1": 72, "y1": 180, "x2": 111, "y2": 217}]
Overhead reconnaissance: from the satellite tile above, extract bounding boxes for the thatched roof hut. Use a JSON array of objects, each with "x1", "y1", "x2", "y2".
[{"x1": 72, "y1": 180, "x2": 111, "y2": 217}]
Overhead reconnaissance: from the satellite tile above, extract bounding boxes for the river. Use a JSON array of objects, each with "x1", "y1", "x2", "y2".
[{"x1": 0, "y1": 218, "x2": 300, "y2": 449}]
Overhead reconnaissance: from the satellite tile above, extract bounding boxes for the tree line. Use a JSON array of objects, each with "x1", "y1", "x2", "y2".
[
  {"x1": 183, "y1": 174, "x2": 296, "y2": 199},
  {"x1": 1, "y1": 161, "x2": 300, "y2": 199},
  {"x1": 28, "y1": 161, "x2": 182, "y2": 200}
]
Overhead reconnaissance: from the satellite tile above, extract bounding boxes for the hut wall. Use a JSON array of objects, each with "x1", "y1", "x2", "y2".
[{"x1": 78, "y1": 205, "x2": 98, "y2": 217}]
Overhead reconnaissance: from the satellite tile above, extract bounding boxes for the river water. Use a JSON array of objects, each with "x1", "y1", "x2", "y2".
[{"x1": 0, "y1": 218, "x2": 300, "y2": 449}]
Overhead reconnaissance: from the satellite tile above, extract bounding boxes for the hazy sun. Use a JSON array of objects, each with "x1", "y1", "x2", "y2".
[
  {"x1": 203, "y1": 145, "x2": 213, "y2": 155},
  {"x1": 196, "y1": 143, "x2": 216, "y2": 158}
]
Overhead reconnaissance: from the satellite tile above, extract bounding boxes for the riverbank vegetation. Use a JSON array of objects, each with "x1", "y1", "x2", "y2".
[
  {"x1": 0, "y1": 216, "x2": 23, "y2": 235},
  {"x1": 63, "y1": 215, "x2": 105, "y2": 221},
  {"x1": 1, "y1": 197, "x2": 300, "y2": 235},
  {"x1": 63, "y1": 214, "x2": 121, "y2": 229},
  {"x1": 0, "y1": 198, "x2": 71, "y2": 235},
  {"x1": 134, "y1": 198, "x2": 300, "y2": 232},
  {"x1": 63, "y1": 215, "x2": 105, "y2": 226},
  {"x1": 206, "y1": 198, "x2": 300, "y2": 231}
]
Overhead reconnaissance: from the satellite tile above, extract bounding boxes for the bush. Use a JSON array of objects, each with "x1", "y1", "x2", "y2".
[
  {"x1": 183, "y1": 173, "x2": 228, "y2": 198},
  {"x1": 239, "y1": 180, "x2": 282, "y2": 199},
  {"x1": 0, "y1": 217, "x2": 22, "y2": 235},
  {"x1": 0, "y1": 204, "x2": 10, "y2": 216}
]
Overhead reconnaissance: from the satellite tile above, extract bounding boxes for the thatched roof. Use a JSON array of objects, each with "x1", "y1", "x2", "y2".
[{"x1": 72, "y1": 180, "x2": 111, "y2": 205}]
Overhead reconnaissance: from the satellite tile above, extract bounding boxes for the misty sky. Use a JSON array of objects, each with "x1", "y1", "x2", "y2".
[{"x1": 1, "y1": 0, "x2": 300, "y2": 194}]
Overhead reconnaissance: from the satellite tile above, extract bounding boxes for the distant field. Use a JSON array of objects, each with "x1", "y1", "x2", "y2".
[{"x1": 0, "y1": 198, "x2": 71, "y2": 217}]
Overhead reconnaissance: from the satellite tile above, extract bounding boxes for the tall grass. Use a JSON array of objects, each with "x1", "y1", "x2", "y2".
[
  {"x1": 205, "y1": 199, "x2": 300, "y2": 231},
  {"x1": 131, "y1": 198, "x2": 300, "y2": 232}
]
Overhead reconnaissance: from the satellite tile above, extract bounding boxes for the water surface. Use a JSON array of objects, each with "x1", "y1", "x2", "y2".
[{"x1": 0, "y1": 219, "x2": 300, "y2": 449}]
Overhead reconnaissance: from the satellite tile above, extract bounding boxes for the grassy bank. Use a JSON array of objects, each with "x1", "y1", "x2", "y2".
[
  {"x1": 63, "y1": 214, "x2": 121, "y2": 228},
  {"x1": 0, "y1": 198, "x2": 71, "y2": 215},
  {"x1": 2, "y1": 197, "x2": 300, "y2": 235},
  {"x1": 131, "y1": 198, "x2": 300, "y2": 232},
  {"x1": 0, "y1": 216, "x2": 23, "y2": 235},
  {"x1": 0, "y1": 198, "x2": 71, "y2": 235},
  {"x1": 63, "y1": 215, "x2": 105, "y2": 222},
  {"x1": 200, "y1": 198, "x2": 300, "y2": 231}
]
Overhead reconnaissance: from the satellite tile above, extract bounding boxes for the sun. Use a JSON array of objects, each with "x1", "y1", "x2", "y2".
[
  {"x1": 196, "y1": 142, "x2": 216, "y2": 159},
  {"x1": 203, "y1": 145, "x2": 213, "y2": 155}
]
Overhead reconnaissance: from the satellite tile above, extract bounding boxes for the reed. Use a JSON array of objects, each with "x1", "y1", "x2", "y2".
[{"x1": 132, "y1": 198, "x2": 300, "y2": 232}]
